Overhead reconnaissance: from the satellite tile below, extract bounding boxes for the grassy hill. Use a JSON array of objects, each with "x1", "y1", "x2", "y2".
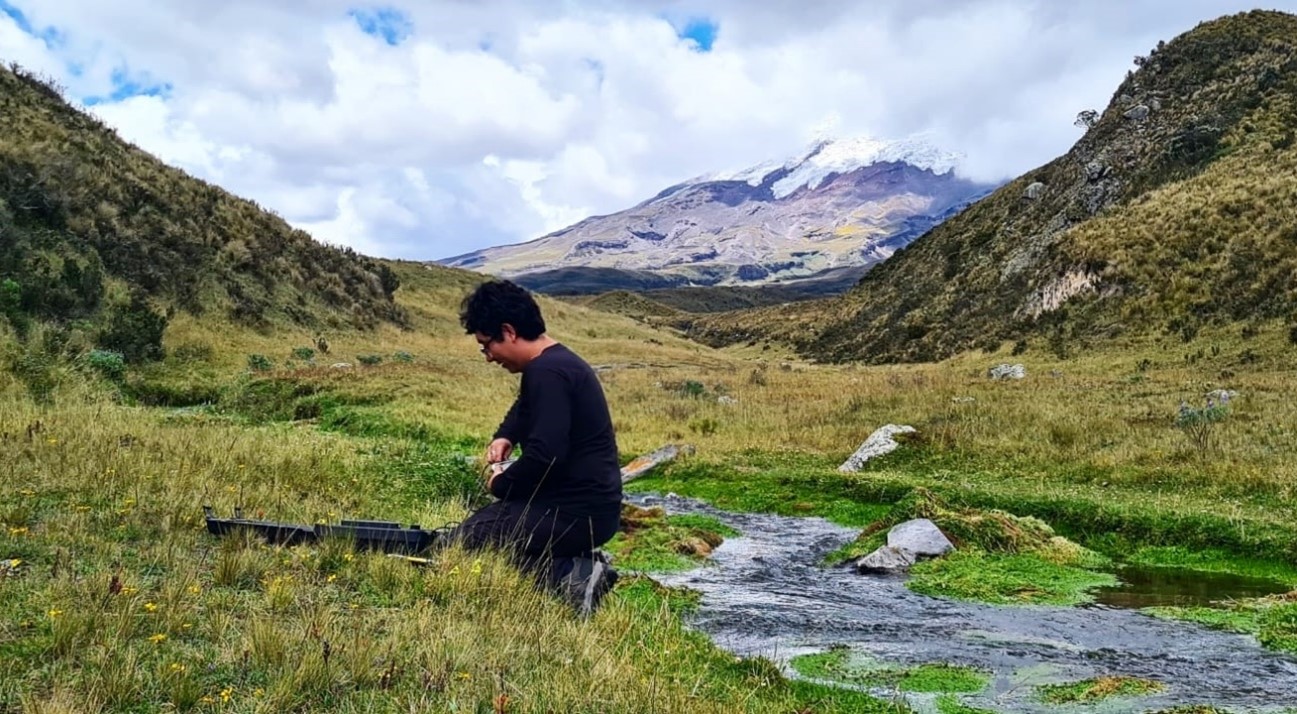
[
  {"x1": 0, "y1": 64, "x2": 407, "y2": 364},
  {"x1": 688, "y1": 10, "x2": 1297, "y2": 363}
]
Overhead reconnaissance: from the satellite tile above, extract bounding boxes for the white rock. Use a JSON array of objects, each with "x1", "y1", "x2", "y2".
[
  {"x1": 887, "y1": 519, "x2": 955, "y2": 558},
  {"x1": 988, "y1": 363, "x2": 1026, "y2": 380},
  {"x1": 855, "y1": 546, "x2": 917, "y2": 573},
  {"x1": 330, "y1": 362, "x2": 353, "y2": 369},
  {"x1": 838, "y1": 424, "x2": 916, "y2": 472},
  {"x1": 717, "y1": 395, "x2": 738, "y2": 405}
]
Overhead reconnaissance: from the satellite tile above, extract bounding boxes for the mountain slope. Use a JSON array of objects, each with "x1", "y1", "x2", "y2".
[
  {"x1": 443, "y1": 137, "x2": 994, "y2": 290},
  {"x1": 0, "y1": 65, "x2": 406, "y2": 342},
  {"x1": 688, "y1": 10, "x2": 1297, "y2": 363}
]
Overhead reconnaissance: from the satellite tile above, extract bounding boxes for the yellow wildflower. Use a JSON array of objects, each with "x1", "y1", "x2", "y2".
[
  {"x1": 46, "y1": 438, "x2": 57, "y2": 445},
  {"x1": 19, "y1": 489, "x2": 34, "y2": 496},
  {"x1": 199, "y1": 696, "x2": 215, "y2": 705},
  {"x1": 143, "y1": 602, "x2": 158, "y2": 612},
  {"x1": 220, "y1": 688, "x2": 233, "y2": 703},
  {"x1": 188, "y1": 585, "x2": 201, "y2": 595},
  {"x1": 342, "y1": 553, "x2": 353, "y2": 562},
  {"x1": 48, "y1": 609, "x2": 63, "y2": 619},
  {"x1": 8, "y1": 527, "x2": 28, "y2": 536},
  {"x1": 169, "y1": 663, "x2": 186, "y2": 673},
  {"x1": 8, "y1": 559, "x2": 20, "y2": 568},
  {"x1": 456, "y1": 672, "x2": 470, "y2": 681},
  {"x1": 149, "y1": 633, "x2": 167, "y2": 644},
  {"x1": 253, "y1": 688, "x2": 264, "y2": 697},
  {"x1": 327, "y1": 574, "x2": 337, "y2": 583},
  {"x1": 471, "y1": 559, "x2": 483, "y2": 576},
  {"x1": 449, "y1": 566, "x2": 461, "y2": 576},
  {"x1": 121, "y1": 586, "x2": 138, "y2": 596},
  {"x1": 182, "y1": 623, "x2": 192, "y2": 630}
]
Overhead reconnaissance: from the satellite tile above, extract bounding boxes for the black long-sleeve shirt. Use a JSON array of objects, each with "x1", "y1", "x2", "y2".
[{"x1": 490, "y1": 343, "x2": 622, "y2": 516}]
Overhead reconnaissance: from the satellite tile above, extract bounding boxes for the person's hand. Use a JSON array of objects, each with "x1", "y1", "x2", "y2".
[
  {"x1": 486, "y1": 438, "x2": 513, "y2": 464},
  {"x1": 486, "y1": 462, "x2": 506, "y2": 490}
]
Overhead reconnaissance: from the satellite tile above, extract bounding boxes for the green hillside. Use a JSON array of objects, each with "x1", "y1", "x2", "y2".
[
  {"x1": 689, "y1": 10, "x2": 1297, "y2": 363},
  {"x1": 0, "y1": 64, "x2": 406, "y2": 362}
]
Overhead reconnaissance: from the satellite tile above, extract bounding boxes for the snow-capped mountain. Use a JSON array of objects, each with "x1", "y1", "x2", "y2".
[{"x1": 442, "y1": 136, "x2": 995, "y2": 290}]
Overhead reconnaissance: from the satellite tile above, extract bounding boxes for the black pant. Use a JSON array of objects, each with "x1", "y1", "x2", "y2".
[{"x1": 450, "y1": 499, "x2": 619, "y2": 570}]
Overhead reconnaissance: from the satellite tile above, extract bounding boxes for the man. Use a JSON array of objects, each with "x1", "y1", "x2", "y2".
[{"x1": 454, "y1": 280, "x2": 622, "y2": 612}]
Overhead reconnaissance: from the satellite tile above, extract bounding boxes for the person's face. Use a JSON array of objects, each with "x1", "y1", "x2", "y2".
[{"x1": 475, "y1": 325, "x2": 522, "y2": 373}]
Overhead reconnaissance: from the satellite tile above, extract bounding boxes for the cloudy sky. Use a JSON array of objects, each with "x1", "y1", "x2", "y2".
[{"x1": 3, "y1": 1, "x2": 1293, "y2": 260}]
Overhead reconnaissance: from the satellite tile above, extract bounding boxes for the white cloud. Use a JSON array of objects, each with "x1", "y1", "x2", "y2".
[{"x1": 3, "y1": 0, "x2": 1295, "y2": 259}]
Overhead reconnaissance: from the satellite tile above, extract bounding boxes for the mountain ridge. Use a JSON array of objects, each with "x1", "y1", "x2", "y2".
[
  {"x1": 685, "y1": 9, "x2": 1297, "y2": 363},
  {"x1": 442, "y1": 136, "x2": 995, "y2": 290},
  {"x1": 0, "y1": 64, "x2": 408, "y2": 360}
]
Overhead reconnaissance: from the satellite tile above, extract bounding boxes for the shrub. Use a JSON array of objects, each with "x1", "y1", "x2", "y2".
[
  {"x1": 688, "y1": 417, "x2": 719, "y2": 436},
  {"x1": 291, "y1": 346, "x2": 316, "y2": 362},
  {"x1": 1176, "y1": 395, "x2": 1230, "y2": 454},
  {"x1": 85, "y1": 349, "x2": 126, "y2": 381},
  {"x1": 97, "y1": 293, "x2": 167, "y2": 363},
  {"x1": 392, "y1": 351, "x2": 414, "y2": 363},
  {"x1": 679, "y1": 380, "x2": 705, "y2": 398},
  {"x1": 357, "y1": 354, "x2": 383, "y2": 367},
  {"x1": 246, "y1": 354, "x2": 273, "y2": 372}
]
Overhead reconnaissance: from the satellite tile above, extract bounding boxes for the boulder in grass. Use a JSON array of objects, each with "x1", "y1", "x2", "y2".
[
  {"x1": 988, "y1": 363, "x2": 1026, "y2": 380},
  {"x1": 887, "y1": 518, "x2": 955, "y2": 558},
  {"x1": 855, "y1": 546, "x2": 917, "y2": 573},
  {"x1": 838, "y1": 424, "x2": 916, "y2": 472}
]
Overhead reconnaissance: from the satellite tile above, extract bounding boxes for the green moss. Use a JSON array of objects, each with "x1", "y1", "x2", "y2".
[
  {"x1": 607, "y1": 508, "x2": 737, "y2": 573},
  {"x1": 791, "y1": 647, "x2": 988, "y2": 693},
  {"x1": 936, "y1": 695, "x2": 997, "y2": 714},
  {"x1": 908, "y1": 551, "x2": 1117, "y2": 606},
  {"x1": 1036, "y1": 675, "x2": 1165, "y2": 704}
]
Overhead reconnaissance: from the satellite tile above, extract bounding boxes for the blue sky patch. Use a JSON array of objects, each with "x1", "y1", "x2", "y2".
[
  {"x1": 83, "y1": 67, "x2": 172, "y2": 106},
  {"x1": 349, "y1": 6, "x2": 413, "y2": 46},
  {"x1": 677, "y1": 17, "x2": 718, "y2": 52},
  {"x1": 0, "y1": 0, "x2": 66, "y2": 48}
]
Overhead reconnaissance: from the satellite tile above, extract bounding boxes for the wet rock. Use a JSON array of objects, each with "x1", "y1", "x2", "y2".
[
  {"x1": 1024, "y1": 182, "x2": 1045, "y2": 200},
  {"x1": 1124, "y1": 104, "x2": 1150, "y2": 121},
  {"x1": 838, "y1": 424, "x2": 917, "y2": 472},
  {"x1": 855, "y1": 546, "x2": 916, "y2": 573},
  {"x1": 887, "y1": 518, "x2": 955, "y2": 558},
  {"x1": 988, "y1": 363, "x2": 1026, "y2": 380}
]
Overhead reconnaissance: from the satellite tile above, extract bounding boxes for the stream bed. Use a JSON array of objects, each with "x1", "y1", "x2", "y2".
[{"x1": 628, "y1": 493, "x2": 1297, "y2": 712}]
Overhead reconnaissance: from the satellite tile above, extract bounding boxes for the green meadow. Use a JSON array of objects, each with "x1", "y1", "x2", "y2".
[{"x1": 4, "y1": 260, "x2": 1297, "y2": 711}]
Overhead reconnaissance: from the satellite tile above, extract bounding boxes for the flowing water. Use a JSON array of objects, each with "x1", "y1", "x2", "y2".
[{"x1": 628, "y1": 493, "x2": 1297, "y2": 712}]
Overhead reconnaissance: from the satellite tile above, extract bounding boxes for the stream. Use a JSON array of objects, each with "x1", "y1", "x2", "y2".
[{"x1": 627, "y1": 493, "x2": 1297, "y2": 712}]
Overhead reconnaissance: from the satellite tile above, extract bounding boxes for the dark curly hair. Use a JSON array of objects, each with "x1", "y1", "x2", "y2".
[{"x1": 459, "y1": 280, "x2": 547, "y2": 341}]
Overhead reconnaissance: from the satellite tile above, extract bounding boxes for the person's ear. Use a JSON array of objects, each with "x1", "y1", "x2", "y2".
[{"x1": 501, "y1": 324, "x2": 517, "y2": 342}]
